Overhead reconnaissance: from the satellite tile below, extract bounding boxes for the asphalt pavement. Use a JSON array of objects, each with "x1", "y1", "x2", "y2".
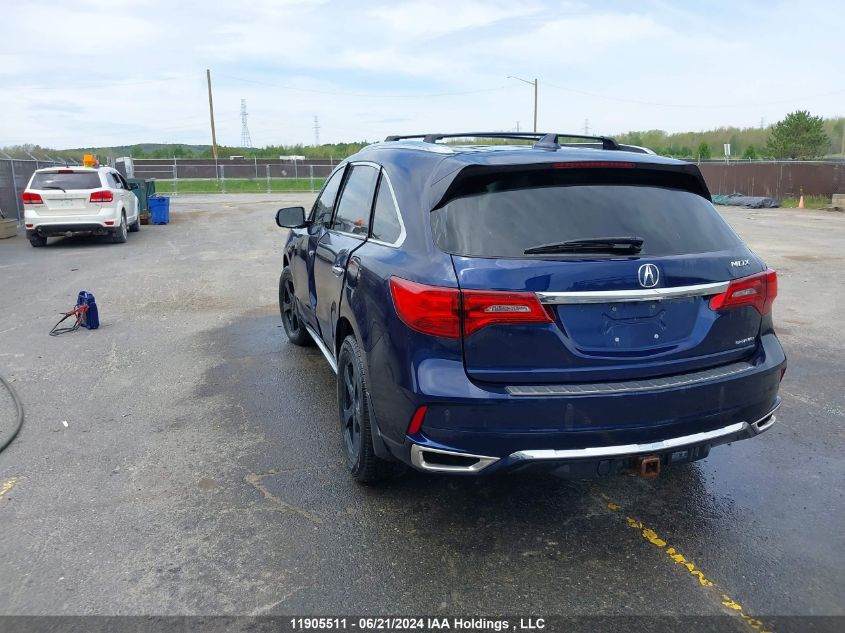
[{"x1": 0, "y1": 195, "x2": 842, "y2": 632}]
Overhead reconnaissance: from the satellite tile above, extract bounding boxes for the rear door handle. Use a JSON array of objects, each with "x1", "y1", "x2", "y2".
[{"x1": 331, "y1": 265, "x2": 344, "y2": 276}]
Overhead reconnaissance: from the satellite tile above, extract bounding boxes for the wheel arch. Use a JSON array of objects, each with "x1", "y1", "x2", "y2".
[{"x1": 335, "y1": 304, "x2": 392, "y2": 460}]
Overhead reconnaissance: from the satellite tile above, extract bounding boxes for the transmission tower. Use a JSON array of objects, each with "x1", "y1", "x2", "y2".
[
  {"x1": 240, "y1": 99, "x2": 252, "y2": 148},
  {"x1": 313, "y1": 115, "x2": 321, "y2": 146}
]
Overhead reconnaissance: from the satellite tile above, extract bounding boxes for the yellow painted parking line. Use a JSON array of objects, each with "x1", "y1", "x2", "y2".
[
  {"x1": 0, "y1": 477, "x2": 18, "y2": 498},
  {"x1": 597, "y1": 492, "x2": 773, "y2": 633}
]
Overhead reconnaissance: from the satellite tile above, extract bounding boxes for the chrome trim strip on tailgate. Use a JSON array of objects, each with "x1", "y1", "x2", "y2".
[
  {"x1": 536, "y1": 281, "x2": 729, "y2": 305},
  {"x1": 511, "y1": 421, "x2": 749, "y2": 461},
  {"x1": 506, "y1": 362, "x2": 753, "y2": 397}
]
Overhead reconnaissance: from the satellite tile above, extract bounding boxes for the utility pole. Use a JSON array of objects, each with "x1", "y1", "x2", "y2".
[
  {"x1": 584, "y1": 119, "x2": 590, "y2": 134},
  {"x1": 313, "y1": 116, "x2": 321, "y2": 146},
  {"x1": 507, "y1": 76, "x2": 538, "y2": 132},
  {"x1": 206, "y1": 69, "x2": 218, "y2": 160}
]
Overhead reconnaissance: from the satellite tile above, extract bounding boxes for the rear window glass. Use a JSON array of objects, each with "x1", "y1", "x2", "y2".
[
  {"x1": 431, "y1": 177, "x2": 742, "y2": 258},
  {"x1": 30, "y1": 171, "x2": 101, "y2": 190}
]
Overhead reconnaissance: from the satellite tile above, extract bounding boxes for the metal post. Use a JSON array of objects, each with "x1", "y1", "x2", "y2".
[
  {"x1": 533, "y1": 78, "x2": 538, "y2": 133},
  {"x1": 294, "y1": 159, "x2": 298, "y2": 180},
  {"x1": 254, "y1": 156, "x2": 258, "y2": 179},
  {"x1": 309, "y1": 165, "x2": 314, "y2": 192},
  {"x1": 9, "y1": 159, "x2": 22, "y2": 222},
  {"x1": 220, "y1": 165, "x2": 225, "y2": 193},
  {"x1": 266, "y1": 164, "x2": 271, "y2": 193},
  {"x1": 173, "y1": 158, "x2": 178, "y2": 196}
]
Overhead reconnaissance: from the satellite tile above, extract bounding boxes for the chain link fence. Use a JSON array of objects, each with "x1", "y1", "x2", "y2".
[
  {"x1": 131, "y1": 159, "x2": 336, "y2": 195},
  {"x1": 0, "y1": 158, "x2": 72, "y2": 222}
]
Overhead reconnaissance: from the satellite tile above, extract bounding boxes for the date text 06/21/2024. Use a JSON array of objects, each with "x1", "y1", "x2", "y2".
[{"x1": 288, "y1": 617, "x2": 546, "y2": 631}]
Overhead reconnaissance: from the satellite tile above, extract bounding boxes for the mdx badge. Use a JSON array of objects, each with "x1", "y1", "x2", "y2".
[
  {"x1": 638, "y1": 263, "x2": 660, "y2": 288},
  {"x1": 731, "y1": 259, "x2": 750, "y2": 267}
]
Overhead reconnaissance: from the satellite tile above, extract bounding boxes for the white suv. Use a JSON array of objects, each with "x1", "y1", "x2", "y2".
[{"x1": 23, "y1": 166, "x2": 141, "y2": 247}]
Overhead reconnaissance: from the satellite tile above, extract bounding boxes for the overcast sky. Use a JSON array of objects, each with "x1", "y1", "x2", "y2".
[{"x1": 1, "y1": 0, "x2": 842, "y2": 149}]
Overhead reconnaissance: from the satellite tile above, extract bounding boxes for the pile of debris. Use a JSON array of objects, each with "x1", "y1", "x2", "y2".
[{"x1": 711, "y1": 193, "x2": 780, "y2": 209}]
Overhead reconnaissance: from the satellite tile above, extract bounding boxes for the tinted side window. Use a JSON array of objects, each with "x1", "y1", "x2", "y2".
[
  {"x1": 371, "y1": 175, "x2": 403, "y2": 244},
  {"x1": 333, "y1": 165, "x2": 379, "y2": 236},
  {"x1": 312, "y1": 168, "x2": 345, "y2": 227}
]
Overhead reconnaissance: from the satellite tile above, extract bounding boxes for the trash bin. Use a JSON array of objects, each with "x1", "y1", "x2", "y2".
[{"x1": 149, "y1": 195, "x2": 170, "y2": 225}]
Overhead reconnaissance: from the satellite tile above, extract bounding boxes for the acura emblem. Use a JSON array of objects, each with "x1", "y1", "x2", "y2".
[{"x1": 638, "y1": 263, "x2": 660, "y2": 288}]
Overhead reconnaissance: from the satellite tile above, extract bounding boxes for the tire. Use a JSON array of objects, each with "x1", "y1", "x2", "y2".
[
  {"x1": 129, "y1": 213, "x2": 140, "y2": 232},
  {"x1": 111, "y1": 213, "x2": 128, "y2": 243},
  {"x1": 29, "y1": 235, "x2": 47, "y2": 247},
  {"x1": 337, "y1": 335, "x2": 400, "y2": 483},
  {"x1": 279, "y1": 267, "x2": 310, "y2": 346}
]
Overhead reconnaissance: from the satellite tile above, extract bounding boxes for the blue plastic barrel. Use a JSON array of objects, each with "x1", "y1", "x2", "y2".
[{"x1": 149, "y1": 195, "x2": 170, "y2": 225}]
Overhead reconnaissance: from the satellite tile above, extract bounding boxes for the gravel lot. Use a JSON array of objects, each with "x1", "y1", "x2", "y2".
[{"x1": 0, "y1": 195, "x2": 842, "y2": 631}]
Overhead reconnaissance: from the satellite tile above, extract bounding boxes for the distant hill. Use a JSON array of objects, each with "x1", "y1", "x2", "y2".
[{"x1": 4, "y1": 115, "x2": 844, "y2": 161}]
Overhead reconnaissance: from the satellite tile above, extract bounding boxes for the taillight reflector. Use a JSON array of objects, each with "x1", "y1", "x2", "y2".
[
  {"x1": 709, "y1": 269, "x2": 778, "y2": 315},
  {"x1": 389, "y1": 277, "x2": 552, "y2": 339},
  {"x1": 89, "y1": 190, "x2": 113, "y2": 203},
  {"x1": 407, "y1": 406, "x2": 428, "y2": 434},
  {"x1": 22, "y1": 191, "x2": 43, "y2": 204}
]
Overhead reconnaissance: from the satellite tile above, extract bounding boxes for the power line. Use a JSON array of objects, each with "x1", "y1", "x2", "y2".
[{"x1": 214, "y1": 73, "x2": 508, "y2": 99}]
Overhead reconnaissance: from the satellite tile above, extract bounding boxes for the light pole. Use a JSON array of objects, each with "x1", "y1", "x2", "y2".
[{"x1": 508, "y1": 76, "x2": 538, "y2": 133}]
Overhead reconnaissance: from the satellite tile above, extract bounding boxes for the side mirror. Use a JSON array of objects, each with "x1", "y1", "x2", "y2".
[
  {"x1": 276, "y1": 206, "x2": 306, "y2": 228},
  {"x1": 129, "y1": 182, "x2": 139, "y2": 190}
]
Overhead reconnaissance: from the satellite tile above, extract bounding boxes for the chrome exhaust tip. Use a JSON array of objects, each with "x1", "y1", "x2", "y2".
[
  {"x1": 751, "y1": 399, "x2": 781, "y2": 435},
  {"x1": 410, "y1": 444, "x2": 499, "y2": 473},
  {"x1": 752, "y1": 414, "x2": 776, "y2": 434}
]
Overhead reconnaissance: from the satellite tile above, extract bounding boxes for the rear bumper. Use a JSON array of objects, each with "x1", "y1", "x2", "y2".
[
  {"x1": 27, "y1": 223, "x2": 117, "y2": 237},
  {"x1": 24, "y1": 207, "x2": 121, "y2": 235},
  {"x1": 383, "y1": 333, "x2": 786, "y2": 477},
  {"x1": 407, "y1": 400, "x2": 780, "y2": 477}
]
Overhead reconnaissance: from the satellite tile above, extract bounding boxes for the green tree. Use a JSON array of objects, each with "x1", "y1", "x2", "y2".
[
  {"x1": 696, "y1": 142, "x2": 711, "y2": 159},
  {"x1": 741, "y1": 145, "x2": 759, "y2": 160},
  {"x1": 766, "y1": 110, "x2": 829, "y2": 159}
]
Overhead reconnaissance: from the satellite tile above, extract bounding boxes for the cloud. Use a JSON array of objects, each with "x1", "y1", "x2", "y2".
[{"x1": 0, "y1": 0, "x2": 842, "y2": 148}]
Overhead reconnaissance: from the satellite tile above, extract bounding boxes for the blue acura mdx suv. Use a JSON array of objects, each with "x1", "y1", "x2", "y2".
[{"x1": 275, "y1": 133, "x2": 785, "y2": 483}]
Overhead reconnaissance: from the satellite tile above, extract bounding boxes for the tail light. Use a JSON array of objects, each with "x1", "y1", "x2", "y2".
[
  {"x1": 22, "y1": 191, "x2": 43, "y2": 204},
  {"x1": 709, "y1": 269, "x2": 777, "y2": 315},
  {"x1": 462, "y1": 289, "x2": 553, "y2": 336},
  {"x1": 89, "y1": 190, "x2": 113, "y2": 203},
  {"x1": 389, "y1": 278, "x2": 460, "y2": 338},
  {"x1": 389, "y1": 277, "x2": 552, "y2": 339}
]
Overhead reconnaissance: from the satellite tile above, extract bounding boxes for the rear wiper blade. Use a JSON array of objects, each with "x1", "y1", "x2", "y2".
[
  {"x1": 39, "y1": 186, "x2": 66, "y2": 192},
  {"x1": 524, "y1": 236, "x2": 644, "y2": 255}
]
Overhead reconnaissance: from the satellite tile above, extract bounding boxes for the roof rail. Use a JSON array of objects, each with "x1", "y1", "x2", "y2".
[
  {"x1": 383, "y1": 132, "x2": 621, "y2": 151},
  {"x1": 384, "y1": 132, "x2": 545, "y2": 143}
]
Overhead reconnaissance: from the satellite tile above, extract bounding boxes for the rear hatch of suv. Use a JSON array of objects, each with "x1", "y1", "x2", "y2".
[
  {"x1": 430, "y1": 161, "x2": 774, "y2": 385},
  {"x1": 27, "y1": 170, "x2": 103, "y2": 215}
]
